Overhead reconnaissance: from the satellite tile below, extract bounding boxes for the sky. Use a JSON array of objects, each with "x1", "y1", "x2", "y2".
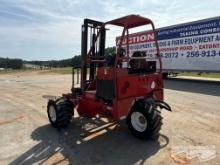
[{"x1": 0, "y1": 0, "x2": 220, "y2": 61}]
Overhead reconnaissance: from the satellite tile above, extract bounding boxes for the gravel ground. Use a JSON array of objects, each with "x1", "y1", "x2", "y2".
[{"x1": 0, "y1": 73, "x2": 219, "y2": 165}]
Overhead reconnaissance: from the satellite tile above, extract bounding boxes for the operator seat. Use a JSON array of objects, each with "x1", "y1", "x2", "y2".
[{"x1": 128, "y1": 51, "x2": 156, "y2": 74}]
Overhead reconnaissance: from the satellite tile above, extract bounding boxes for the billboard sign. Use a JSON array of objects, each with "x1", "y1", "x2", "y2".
[{"x1": 116, "y1": 17, "x2": 220, "y2": 72}]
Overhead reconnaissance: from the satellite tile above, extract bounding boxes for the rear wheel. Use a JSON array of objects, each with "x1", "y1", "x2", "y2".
[
  {"x1": 127, "y1": 100, "x2": 163, "y2": 140},
  {"x1": 47, "y1": 98, "x2": 74, "y2": 128}
]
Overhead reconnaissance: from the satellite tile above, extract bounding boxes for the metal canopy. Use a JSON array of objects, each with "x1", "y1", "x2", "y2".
[{"x1": 106, "y1": 14, "x2": 153, "y2": 28}]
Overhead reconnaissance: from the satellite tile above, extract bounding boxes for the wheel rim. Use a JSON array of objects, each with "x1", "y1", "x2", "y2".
[
  {"x1": 131, "y1": 111, "x2": 147, "y2": 132},
  {"x1": 49, "y1": 105, "x2": 56, "y2": 122}
]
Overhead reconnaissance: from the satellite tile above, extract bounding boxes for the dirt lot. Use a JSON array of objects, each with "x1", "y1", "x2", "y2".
[{"x1": 0, "y1": 72, "x2": 220, "y2": 165}]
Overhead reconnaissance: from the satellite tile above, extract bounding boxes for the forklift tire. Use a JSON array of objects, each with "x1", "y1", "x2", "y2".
[
  {"x1": 47, "y1": 98, "x2": 74, "y2": 128},
  {"x1": 127, "y1": 100, "x2": 163, "y2": 140}
]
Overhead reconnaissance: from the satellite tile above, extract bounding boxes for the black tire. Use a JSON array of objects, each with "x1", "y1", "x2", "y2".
[
  {"x1": 47, "y1": 98, "x2": 74, "y2": 128},
  {"x1": 127, "y1": 100, "x2": 163, "y2": 140}
]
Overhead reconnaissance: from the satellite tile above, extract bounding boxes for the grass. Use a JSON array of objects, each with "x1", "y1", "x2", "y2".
[
  {"x1": 0, "y1": 69, "x2": 30, "y2": 74},
  {"x1": 43, "y1": 67, "x2": 90, "y2": 75},
  {"x1": 44, "y1": 67, "x2": 73, "y2": 74},
  {"x1": 1, "y1": 67, "x2": 220, "y2": 79},
  {"x1": 45, "y1": 68, "x2": 220, "y2": 79},
  {"x1": 0, "y1": 67, "x2": 74, "y2": 75},
  {"x1": 178, "y1": 72, "x2": 220, "y2": 78}
]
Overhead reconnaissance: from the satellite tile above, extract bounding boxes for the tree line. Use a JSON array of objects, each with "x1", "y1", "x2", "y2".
[
  {"x1": 26, "y1": 55, "x2": 82, "y2": 68},
  {"x1": 0, "y1": 47, "x2": 115, "y2": 69},
  {"x1": 0, "y1": 57, "x2": 23, "y2": 69},
  {"x1": 26, "y1": 47, "x2": 115, "y2": 68}
]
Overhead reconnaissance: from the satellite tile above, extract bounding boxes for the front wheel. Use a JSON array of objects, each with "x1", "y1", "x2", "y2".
[
  {"x1": 47, "y1": 98, "x2": 74, "y2": 128},
  {"x1": 127, "y1": 100, "x2": 163, "y2": 140}
]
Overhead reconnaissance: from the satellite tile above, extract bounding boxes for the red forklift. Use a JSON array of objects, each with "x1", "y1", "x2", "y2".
[{"x1": 47, "y1": 15, "x2": 171, "y2": 140}]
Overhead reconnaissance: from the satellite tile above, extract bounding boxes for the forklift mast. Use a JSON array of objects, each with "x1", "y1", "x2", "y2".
[{"x1": 81, "y1": 19, "x2": 106, "y2": 91}]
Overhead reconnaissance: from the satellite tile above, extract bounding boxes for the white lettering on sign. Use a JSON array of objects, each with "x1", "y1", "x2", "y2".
[
  {"x1": 115, "y1": 17, "x2": 220, "y2": 72},
  {"x1": 116, "y1": 32, "x2": 155, "y2": 46}
]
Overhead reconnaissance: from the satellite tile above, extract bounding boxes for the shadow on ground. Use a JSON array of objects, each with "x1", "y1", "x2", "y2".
[
  {"x1": 165, "y1": 78, "x2": 220, "y2": 97},
  {"x1": 9, "y1": 117, "x2": 169, "y2": 165}
]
